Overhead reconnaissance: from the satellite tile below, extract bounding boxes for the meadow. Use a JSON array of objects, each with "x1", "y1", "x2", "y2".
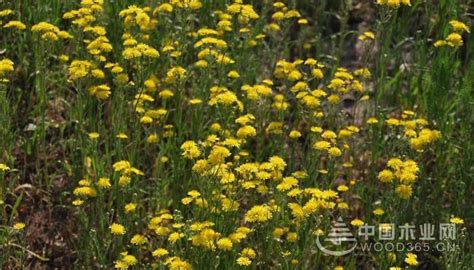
[{"x1": 0, "y1": 0, "x2": 473, "y2": 269}]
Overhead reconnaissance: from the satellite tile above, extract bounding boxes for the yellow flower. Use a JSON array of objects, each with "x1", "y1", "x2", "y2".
[
  {"x1": 131, "y1": 234, "x2": 146, "y2": 245},
  {"x1": 288, "y1": 70, "x2": 302, "y2": 81},
  {"x1": 328, "y1": 147, "x2": 342, "y2": 157},
  {"x1": 236, "y1": 125, "x2": 256, "y2": 138},
  {"x1": 311, "y1": 68, "x2": 324, "y2": 79},
  {"x1": 0, "y1": 58, "x2": 15, "y2": 81},
  {"x1": 386, "y1": 118, "x2": 400, "y2": 126},
  {"x1": 78, "y1": 179, "x2": 90, "y2": 186},
  {"x1": 217, "y1": 238, "x2": 233, "y2": 251},
  {"x1": 124, "y1": 203, "x2": 137, "y2": 213},
  {"x1": 327, "y1": 94, "x2": 340, "y2": 104},
  {"x1": 116, "y1": 252, "x2": 137, "y2": 267},
  {"x1": 373, "y1": 208, "x2": 385, "y2": 216},
  {"x1": 168, "y1": 232, "x2": 183, "y2": 243},
  {"x1": 143, "y1": 79, "x2": 157, "y2": 91},
  {"x1": 109, "y1": 223, "x2": 126, "y2": 235},
  {"x1": 351, "y1": 219, "x2": 364, "y2": 227},
  {"x1": 449, "y1": 217, "x2": 464, "y2": 225},
  {"x1": 446, "y1": 33, "x2": 463, "y2": 47},
  {"x1": 404, "y1": 252, "x2": 418, "y2": 266},
  {"x1": 208, "y1": 145, "x2": 231, "y2": 164},
  {"x1": 378, "y1": 170, "x2": 394, "y2": 183},
  {"x1": 181, "y1": 140, "x2": 201, "y2": 159},
  {"x1": 152, "y1": 248, "x2": 169, "y2": 257},
  {"x1": 159, "y1": 89, "x2": 174, "y2": 99},
  {"x1": 154, "y1": 3, "x2": 173, "y2": 14},
  {"x1": 3, "y1": 20, "x2": 26, "y2": 30},
  {"x1": 73, "y1": 186, "x2": 97, "y2": 197},
  {"x1": 13, "y1": 222, "x2": 25, "y2": 230},
  {"x1": 358, "y1": 31, "x2": 375, "y2": 41},
  {"x1": 113, "y1": 160, "x2": 131, "y2": 171},
  {"x1": 367, "y1": 117, "x2": 379, "y2": 124},
  {"x1": 245, "y1": 205, "x2": 273, "y2": 223},
  {"x1": 114, "y1": 260, "x2": 128, "y2": 269},
  {"x1": 116, "y1": 133, "x2": 128, "y2": 139},
  {"x1": 286, "y1": 232, "x2": 298, "y2": 242},
  {"x1": 396, "y1": 184, "x2": 413, "y2": 199},
  {"x1": 72, "y1": 199, "x2": 84, "y2": 206},
  {"x1": 313, "y1": 140, "x2": 331, "y2": 150},
  {"x1": 119, "y1": 175, "x2": 131, "y2": 186},
  {"x1": 241, "y1": 248, "x2": 256, "y2": 259},
  {"x1": 139, "y1": 115, "x2": 152, "y2": 124},
  {"x1": 0, "y1": 9, "x2": 13, "y2": 17},
  {"x1": 227, "y1": 70, "x2": 240, "y2": 79},
  {"x1": 449, "y1": 20, "x2": 470, "y2": 33},
  {"x1": 338, "y1": 202, "x2": 349, "y2": 209},
  {"x1": 189, "y1": 98, "x2": 202, "y2": 105},
  {"x1": 147, "y1": 134, "x2": 158, "y2": 143},
  {"x1": 195, "y1": 59, "x2": 208, "y2": 68},
  {"x1": 97, "y1": 178, "x2": 111, "y2": 189},
  {"x1": 387, "y1": 158, "x2": 403, "y2": 169},
  {"x1": 289, "y1": 130, "x2": 302, "y2": 139},
  {"x1": 376, "y1": 0, "x2": 411, "y2": 7},
  {"x1": 88, "y1": 132, "x2": 100, "y2": 139},
  {"x1": 277, "y1": 177, "x2": 298, "y2": 191},
  {"x1": 122, "y1": 254, "x2": 137, "y2": 266},
  {"x1": 88, "y1": 84, "x2": 111, "y2": 99},
  {"x1": 236, "y1": 256, "x2": 251, "y2": 266},
  {"x1": 166, "y1": 256, "x2": 192, "y2": 269},
  {"x1": 313, "y1": 229, "x2": 324, "y2": 236},
  {"x1": 298, "y1": 18, "x2": 308, "y2": 25},
  {"x1": 91, "y1": 69, "x2": 105, "y2": 79},
  {"x1": 0, "y1": 163, "x2": 11, "y2": 171},
  {"x1": 273, "y1": 227, "x2": 286, "y2": 239},
  {"x1": 337, "y1": 185, "x2": 349, "y2": 192}
]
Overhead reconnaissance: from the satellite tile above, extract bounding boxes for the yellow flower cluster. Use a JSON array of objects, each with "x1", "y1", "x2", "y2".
[
  {"x1": 327, "y1": 68, "x2": 366, "y2": 99},
  {"x1": 313, "y1": 127, "x2": 359, "y2": 158},
  {"x1": 63, "y1": 0, "x2": 104, "y2": 27},
  {"x1": 434, "y1": 20, "x2": 470, "y2": 48},
  {"x1": 0, "y1": 9, "x2": 26, "y2": 30},
  {"x1": 0, "y1": 58, "x2": 14, "y2": 83},
  {"x1": 378, "y1": 158, "x2": 419, "y2": 199},
  {"x1": 266, "y1": 1, "x2": 307, "y2": 31},
  {"x1": 114, "y1": 252, "x2": 137, "y2": 269},
  {"x1": 31, "y1": 22, "x2": 72, "y2": 41},
  {"x1": 64, "y1": 0, "x2": 122, "y2": 100},
  {"x1": 386, "y1": 110, "x2": 441, "y2": 151},
  {"x1": 113, "y1": 160, "x2": 144, "y2": 186},
  {"x1": 73, "y1": 179, "x2": 97, "y2": 197}
]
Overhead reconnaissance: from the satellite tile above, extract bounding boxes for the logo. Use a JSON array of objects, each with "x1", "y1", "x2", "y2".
[
  {"x1": 316, "y1": 218, "x2": 460, "y2": 256},
  {"x1": 316, "y1": 217, "x2": 357, "y2": 256}
]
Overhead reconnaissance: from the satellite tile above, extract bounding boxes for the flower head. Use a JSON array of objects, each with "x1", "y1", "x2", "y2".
[{"x1": 110, "y1": 223, "x2": 126, "y2": 235}]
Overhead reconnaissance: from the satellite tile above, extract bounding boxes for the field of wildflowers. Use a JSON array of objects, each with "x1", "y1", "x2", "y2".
[{"x1": 0, "y1": 0, "x2": 473, "y2": 269}]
